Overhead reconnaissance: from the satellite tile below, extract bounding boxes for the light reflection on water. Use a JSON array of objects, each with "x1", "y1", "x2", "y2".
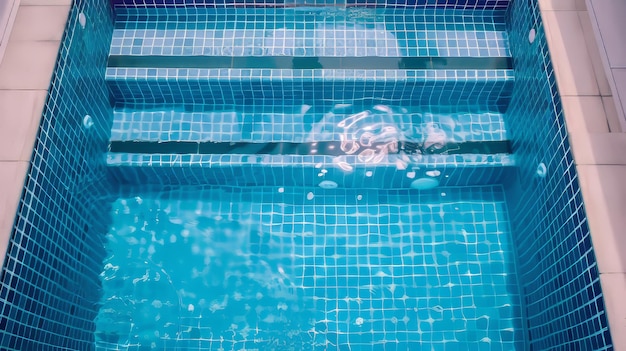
[
  {"x1": 96, "y1": 196, "x2": 313, "y2": 349},
  {"x1": 306, "y1": 103, "x2": 455, "y2": 171}
]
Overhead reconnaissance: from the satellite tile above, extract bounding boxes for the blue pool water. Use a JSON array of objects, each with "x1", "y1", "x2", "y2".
[
  {"x1": 0, "y1": 1, "x2": 614, "y2": 350},
  {"x1": 97, "y1": 186, "x2": 522, "y2": 350}
]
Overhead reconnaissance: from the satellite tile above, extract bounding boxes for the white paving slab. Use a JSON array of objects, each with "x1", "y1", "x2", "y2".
[
  {"x1": 0, "y1": 3, "x2": 67, "y2": 271},
  {"x1": 586, "y1": 0, "x2": 626, "y2": 131}
]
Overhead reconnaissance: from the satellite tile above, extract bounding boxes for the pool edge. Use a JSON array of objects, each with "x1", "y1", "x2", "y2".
[
  {"x1": 0, "y1": 1, "x2": 71, "y2": 276},
  {"x1": 539, "y1": 0, "x2": 626, "y2": 348}
]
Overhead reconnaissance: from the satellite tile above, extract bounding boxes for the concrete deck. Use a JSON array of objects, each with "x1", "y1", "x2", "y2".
[{"x1": 0, "y1": 0, "x2": 624, "y2": 348}]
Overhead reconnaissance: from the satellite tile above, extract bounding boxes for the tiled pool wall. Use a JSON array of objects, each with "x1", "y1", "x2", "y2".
[
  {"x1": 504, "y1": 0, "x2": 612, "y2": 350},
  {"x1": 0, "y1": 1, "x2": 115, "y2": 350}
]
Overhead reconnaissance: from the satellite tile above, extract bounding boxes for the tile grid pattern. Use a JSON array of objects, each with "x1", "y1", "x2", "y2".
[
  {"x1": 110, "y1": 109, "x2": 507, "y2": 143},
  {"x1": 96, "y1": 185, "x2": 524, "y2": 350},
  {"x1": 0, "y1": 1, "x2": 115, "y2": 350},
  {"x1": 105, "y1": 68, "x2": 514, "y2": 109},
  {"x1": 504, "y1": 0, "x2": 613, "y2": 349},
  {"x1": 106, "y1": 153, "x2": 516, "y2": 188},
  {"x1": 110, "y1": 8, "x2": 509, "y2": 57}
]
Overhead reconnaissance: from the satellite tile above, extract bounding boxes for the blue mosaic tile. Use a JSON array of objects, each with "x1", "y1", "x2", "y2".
[
  {"x1": 105, "y1": 152, "x2": 516, "y2": 187},
  {"x1": 503, "y1": 0, "x2": 613, "y2": 349},
  {"x1": 0, "y1": 1, "x2": 116, "y2": 350},
  {"x1": 106, "y1": 68, "x2": 515, "y2": 111},
  {"x1": 111, "y1": 107, "x2": 507, "y2": 143},
  {"x1": 96, "y1": 185, "x2": 523, "y2": 350},
  {"x1": 110, "y1": 8, "x2": 509, "y2": 57}
]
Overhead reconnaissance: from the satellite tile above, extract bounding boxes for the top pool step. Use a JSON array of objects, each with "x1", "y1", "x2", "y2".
[
  {"x1": 110, "y1": 0, "x2": 512, "y2": 11},
  {"x1": 111, "y1": 7, "x2": 509, "y2": 59}
]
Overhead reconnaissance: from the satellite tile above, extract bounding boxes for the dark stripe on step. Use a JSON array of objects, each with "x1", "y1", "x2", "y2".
[
  {"x1": 107, "y1": 56, "x2": 513, "y2": 70},
  {"x1": 109, "y1": 140, "x2": 511, "y2": 155}
]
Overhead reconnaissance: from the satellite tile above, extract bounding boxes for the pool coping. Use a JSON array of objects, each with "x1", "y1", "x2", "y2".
[
  {"x1": 539, "y1": 0, "x2": 626, "y2": 349},
  {"x1": 0, "y1": 0, "x2": 625, "y2": 349},
  {"x1": 0, "y1": 0, "x2": 72, "y2": 271}
]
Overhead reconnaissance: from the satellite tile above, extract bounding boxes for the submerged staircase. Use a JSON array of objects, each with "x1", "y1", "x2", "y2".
[
  {"x1": 99, "y1": 1, "x2": 524, "y2": 350},
  {"x1": 105, "y1": 1, "x2": 516, "y2": 188}
]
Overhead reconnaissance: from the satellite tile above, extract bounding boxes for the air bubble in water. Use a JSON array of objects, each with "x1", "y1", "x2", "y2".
[
  {"x1": 307, "y1": 192, "x2": 314, "y2": 200},
  {"x1": 82, "y1": 115, "x2": 93, "y2": 129},
  {"x1": 528, "y1": 28, "x2": 536, "y2": 44},
  {"x1": 78, "y1": 13, "x2": 87, "y2": 29},
  {"x1": 410, "y1": 178, "x2": 439, "y2": 190},
  {"x1": 355, "y1": 317, "x2": 364, "y2": 326},
  {"x1": 536, "y1": 162, "x2": 547, "y2": 178},
  {"x1": 319, "y1": 180, "x2": 338, "y2": 189}
]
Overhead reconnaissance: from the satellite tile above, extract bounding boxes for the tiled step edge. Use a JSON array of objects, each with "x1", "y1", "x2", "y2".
[
  {"x1": 106, "y1": 68, "x2": 515, "y2": 109},
  {"x1": 110, "y1": 109, "x2": 508, "y2": 143},
  {"x1": 106, "y1": 153, "x2": 516, "y2": 187},
  {"x1": 111, "y1": 7, "x2": 509, "y2": 58}
]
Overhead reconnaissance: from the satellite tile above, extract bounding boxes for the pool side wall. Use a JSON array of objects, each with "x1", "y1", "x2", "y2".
[
  {"x1": 504, "y1": 0, "x2": 612, "y2": 349},
  {"x1": 0, "y1": 0, "x2": 114, "y2": 349}
]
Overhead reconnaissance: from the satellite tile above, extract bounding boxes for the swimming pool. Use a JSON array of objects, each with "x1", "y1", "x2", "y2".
[{"x1": 0, "y1": 0, "x2": 614, "y2": 350}]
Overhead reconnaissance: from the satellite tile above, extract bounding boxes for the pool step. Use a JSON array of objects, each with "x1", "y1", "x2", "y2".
[
  {"x1": 110, "y1": 107, "x2": 508, "y2": 143},
  {"x1": 106, "y1": 152, "x2": 515, "y2": 187},
  {"x1": 106, "y1": 103, "x2": 515, "y2": 187},
  {"x1": 110, "y1": 7, "x2": 509, "y2": 59},
  {"x1": 106, "y1": 5, "x2": 514, "y2": 110},
  {"x1": 105, "y1": 3, "x2": 516, "y2": 188},
  {"x1": 106, "y1": 68, "x2": 514, "y2": 110}
]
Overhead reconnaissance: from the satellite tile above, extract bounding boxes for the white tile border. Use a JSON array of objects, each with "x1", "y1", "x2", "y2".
[
  {"x1": 0, "y1": 3, "x2": 70, "y2": 270},
  {"x1": 540, "y1": 0, "x2": 626, "y2": 348}
]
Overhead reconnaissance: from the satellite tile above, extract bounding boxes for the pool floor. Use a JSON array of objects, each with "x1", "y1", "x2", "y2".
[{"x1": 95, "y1": 185, "x2": 524, "y2": 350}]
